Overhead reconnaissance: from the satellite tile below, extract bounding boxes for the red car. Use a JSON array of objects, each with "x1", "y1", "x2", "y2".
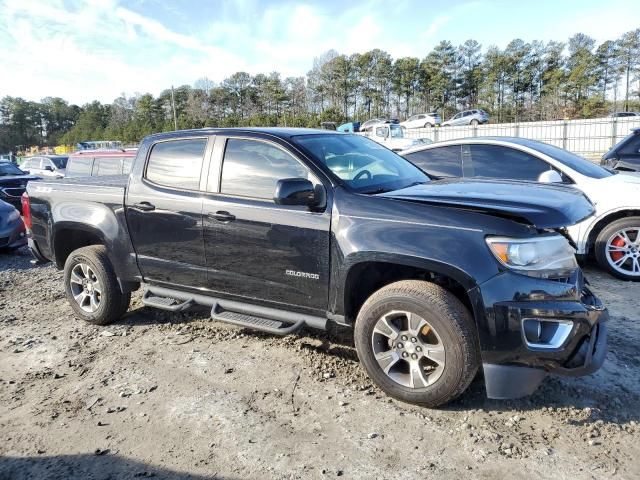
[{"x1": 65, "y1": 149, "x2": 137, "y2": 178}]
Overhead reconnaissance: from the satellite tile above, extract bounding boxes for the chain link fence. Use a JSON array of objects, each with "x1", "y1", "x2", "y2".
[{"x1": 403, "y1": 116, "x2": 640, "y2": 161}]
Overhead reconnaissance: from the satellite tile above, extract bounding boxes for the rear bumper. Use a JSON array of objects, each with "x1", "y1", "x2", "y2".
[{"x1": 474, "y1": 269, "x2": 608, "y2": 399}]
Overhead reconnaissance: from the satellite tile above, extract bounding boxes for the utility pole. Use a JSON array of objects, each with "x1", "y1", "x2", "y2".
[{"x1": 171, "y1": 85, "x2": 178, "y2": 130}]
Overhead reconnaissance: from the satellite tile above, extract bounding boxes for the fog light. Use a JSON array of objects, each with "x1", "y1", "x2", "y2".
[{"x1": 522, "y1": 319, "x2": 574, "y2": 349}]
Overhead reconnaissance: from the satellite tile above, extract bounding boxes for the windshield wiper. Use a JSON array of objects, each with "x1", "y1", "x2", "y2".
[{"x1": 361, "y1": 187, "x2": 391, "y2": 194}]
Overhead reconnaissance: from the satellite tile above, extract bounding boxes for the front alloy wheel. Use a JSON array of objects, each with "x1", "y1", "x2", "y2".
[
  {"x1": 372, "y1": 311, "x2": 445, "y2": 388},
  {"x1": 595, "y1": 217, "x2": 640, "y2": 281},
  {"x1": 354, "y1": 280, "x2": 479, "y2": 407}
]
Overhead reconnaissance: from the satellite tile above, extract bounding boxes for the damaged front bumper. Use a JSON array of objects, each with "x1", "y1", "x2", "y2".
[{"x1": 472, "y1": 269, "x2": 608, "y2": 399}]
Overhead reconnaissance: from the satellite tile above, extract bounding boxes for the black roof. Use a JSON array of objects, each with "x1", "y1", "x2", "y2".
[{"x1": 144, "y1": 127, "x2": 336, "y2": 142}]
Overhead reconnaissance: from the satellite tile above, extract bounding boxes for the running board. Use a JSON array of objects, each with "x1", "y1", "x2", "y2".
[
  {"x1": 142, "y1": 284, "x2": 327, "y2": 333},
  {"x1": 212, "y1": 304, "x2": 304, "y2": 335},
  {"x1": 142, "y1": 289, "x2": 195, "y2": 312}
]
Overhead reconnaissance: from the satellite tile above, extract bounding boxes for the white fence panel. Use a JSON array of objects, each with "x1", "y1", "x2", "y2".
[{"x1": 403, "y1": 116, "x2": 640, "y2": 159}]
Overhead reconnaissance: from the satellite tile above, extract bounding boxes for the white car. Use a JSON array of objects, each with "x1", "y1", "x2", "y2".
[
  {"x1": 359, "y1": 122, "x2": 431, "y2": 151},
  {"x1": 400, "y1": 113, "x2": 441, "y2": 129},
  {"x1": 21, "y1": 155, "x2": 68, "y2": 179},
  {"x1": 401, "y1": 137, "x2": 640, "y2": 280}
]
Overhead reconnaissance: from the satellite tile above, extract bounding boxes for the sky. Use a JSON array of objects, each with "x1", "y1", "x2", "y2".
[{"x1": 0, "y1": 0, "x2": 637, "y2": 105}]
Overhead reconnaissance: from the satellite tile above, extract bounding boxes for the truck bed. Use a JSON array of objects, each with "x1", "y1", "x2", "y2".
[{"x1": 33, "y1": 174, "x2": 128, "y2": 191}]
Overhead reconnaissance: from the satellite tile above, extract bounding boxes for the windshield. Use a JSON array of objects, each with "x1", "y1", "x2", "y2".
[
  {"x1": 50, "y1": 157, "x2": 68, "y2": 169},
  {"x1": 527, "y1": 141, "x2": 612, "y2": 179},
  {"x1": 0, "y1": 162, "x2": 25, "y2": 176},
  {"x1": 291, "y1": 134, "x2": 429, "y2": 193}
]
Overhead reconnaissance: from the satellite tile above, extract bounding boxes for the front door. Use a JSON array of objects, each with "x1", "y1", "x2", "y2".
[
  {"x1": 126, "y1": 136, "x2": 211, "y2": 288},
  {"x1": 202, "y1": 136, "x2": 331, "y2": 312}
]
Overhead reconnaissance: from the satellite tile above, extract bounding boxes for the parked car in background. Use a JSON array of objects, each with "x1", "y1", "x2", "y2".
[
  {"x1": 361, "y1": 122, "x2": 431, "y2": 151},
  {"x1": 400, "y1": 113, "x2": 441, "y2": 129},
  {"x1": 66, "y1": 150, "x2": 136, "y2": 178},
  {"x1": 401, "y1": 137, "x2": 640, "y2": 280},
  {"x1": 610, "y1": 112, "x2": 640, "y2": 118},
  {"x1": 25, "y1": 127, "x2": 606, "y2": 407},
  {"x1": 21, "y1": 155, "x2": 68, "y2": 178},
  {"x1": 442, "y1": 109, "x2": 489, "y2": 127},
  {"x1": 601, "y1": 127, "x2": 640, "y2": 172},
  {"x1": 360, "y1": 118, "x2": 399, "y2": 132},
  {"x1": 0, "y1": 162, "x2": 39, "y2": 213},
  {"x1": 0, "y1": 199, "x2": 27, "y2": 252}
]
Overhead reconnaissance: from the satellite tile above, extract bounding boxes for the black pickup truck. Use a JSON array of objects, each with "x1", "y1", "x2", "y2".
[{"x1": 24, "y1": 128, "x2": 608, "y2": 407}]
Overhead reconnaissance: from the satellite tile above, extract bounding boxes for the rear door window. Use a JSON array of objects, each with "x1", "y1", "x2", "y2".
[
  {"x1": 404, "y1": 146, "x2": 462, "y2": 178},
  {"x1": 145, "y1": 138, "x2": 207, "y2": 190},
  {"x1": 469, "y1": 145, "x2": 551, "y2": 181}
]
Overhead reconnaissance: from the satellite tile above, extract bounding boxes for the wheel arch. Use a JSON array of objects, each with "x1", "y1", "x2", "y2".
[
  {"x1": 53, "y1": 222, "x2": 107, "y2": 269},
  {"x1": 338, "y1": 254, "x2": 481, "y2": 329},
  {"x1": 585, "y1": 209, "x2": 640, "y2": 255}
]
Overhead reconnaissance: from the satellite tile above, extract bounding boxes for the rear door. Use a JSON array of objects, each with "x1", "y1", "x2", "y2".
[
  {"x1": 202, "y1": 135, "x2": 331, "y2": 312},
  {"x1": 466, "y1": 144, "x2": 557, "y2": 181},
  {"x1": 126, "y1": 136, "x2": 212, "y2": 288}
]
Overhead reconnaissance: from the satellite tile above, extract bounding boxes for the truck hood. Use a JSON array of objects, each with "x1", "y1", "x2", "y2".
[{"x1": 379, "y1": 178, "x2": 594, "y2": 228}]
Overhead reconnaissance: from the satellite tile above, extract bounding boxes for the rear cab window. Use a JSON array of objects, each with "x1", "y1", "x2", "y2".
[{"x1": 67, "y1": 157, "x2": 94, "y2": 176}]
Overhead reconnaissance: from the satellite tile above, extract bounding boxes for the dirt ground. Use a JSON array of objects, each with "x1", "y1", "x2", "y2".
[{"x1": 1, "y1": 247, "x2": 639, "y2": 480}]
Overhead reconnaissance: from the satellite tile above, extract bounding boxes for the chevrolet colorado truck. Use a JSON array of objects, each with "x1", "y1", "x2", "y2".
[{"x1": 24, "y1": 128, "x2": 608, "y2": 407}]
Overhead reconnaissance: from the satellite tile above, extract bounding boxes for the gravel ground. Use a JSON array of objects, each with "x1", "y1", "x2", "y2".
[{"x1": 1, "y1": 247, "x2": 639, "y2": 480}]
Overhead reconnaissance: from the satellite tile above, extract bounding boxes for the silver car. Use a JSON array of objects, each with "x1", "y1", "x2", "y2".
[{"x1": 442, "y1": 109, "x2": 489, "y2": 127}]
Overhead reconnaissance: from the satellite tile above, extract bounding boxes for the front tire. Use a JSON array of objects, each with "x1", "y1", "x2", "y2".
[
  {"x1": 595, "y1": 217, "x2": 640, "y2": 281},
  {"x1": 63, "y1": 246, "x2": 131, "y2": 325},
  {"x1": 470, "y1": 119, "x2": 479, "y2": 127},
  {"x1": 354, "y1": 280, "x2": 479, "y2": 407}
]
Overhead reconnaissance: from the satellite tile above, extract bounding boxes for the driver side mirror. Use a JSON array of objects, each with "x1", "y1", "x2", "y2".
[
  {"x1": 274, "y1": 178, "x2": 323, "y2": 207},
  {"x1": 538, "y1": 170, "x2": 563, "y2": 183},
  {"x1": 44, "y1": 165, "x2": 54, "y2": 171}
]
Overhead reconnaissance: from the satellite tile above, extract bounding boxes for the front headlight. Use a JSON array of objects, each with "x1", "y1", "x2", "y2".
[{"x1": 486, "y1": 235, "x2": 577, "y2": 278}]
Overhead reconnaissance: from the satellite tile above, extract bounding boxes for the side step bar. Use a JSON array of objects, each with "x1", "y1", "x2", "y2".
[
  {"x1": 142, "y1": 290, "x2": 195, "y2": 312},
  {"x1": 142, "y1": 285, "x2": 327, "y2": 334}
]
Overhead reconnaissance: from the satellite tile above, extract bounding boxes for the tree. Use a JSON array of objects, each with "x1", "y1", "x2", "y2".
[{"x1": 618, "y1": 29, "x2": 640, "y2": 111}]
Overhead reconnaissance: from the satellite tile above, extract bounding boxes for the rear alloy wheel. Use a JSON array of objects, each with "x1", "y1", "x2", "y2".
[
  {"x1": 64, "y1": 246, "x2": 131, "y2": 324},
  {"x1": 470, "y1": 119, "x2": 479, "y2": 127},
  {"x1": 595, "y1": 217, "x2": 640, "y2": 281},
  {"x1": 355, "y1": 280, "x2": 479, "y2": 407},
  {"x1": 424, "y1": 122, "x2": 434, "y2": 128}
]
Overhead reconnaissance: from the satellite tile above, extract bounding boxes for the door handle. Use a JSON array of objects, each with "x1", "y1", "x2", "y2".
[
  {"x1": 132, "y1": 201, "x2": 155, "y2": 212},
  {"x1": 208, "y1": 211, "x2": 236, "y2": 222}
]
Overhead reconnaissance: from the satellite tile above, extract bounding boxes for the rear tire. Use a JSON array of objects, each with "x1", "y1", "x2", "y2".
[
  {"x1": 594, "y1": 216, "x2": 640, "y2": 281},
  {"x1": 63, "y1": 246, "x2": 131, "y2": 325},
  {"x1": 354, "y1": 280, "x2": 480, "y2": 407},
  {"x1": 424, "y1": 122, "x2": 434, "y2": 128},
  {"x1": 470, "y1": 119, "x2": 479, "y2": 127}
]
